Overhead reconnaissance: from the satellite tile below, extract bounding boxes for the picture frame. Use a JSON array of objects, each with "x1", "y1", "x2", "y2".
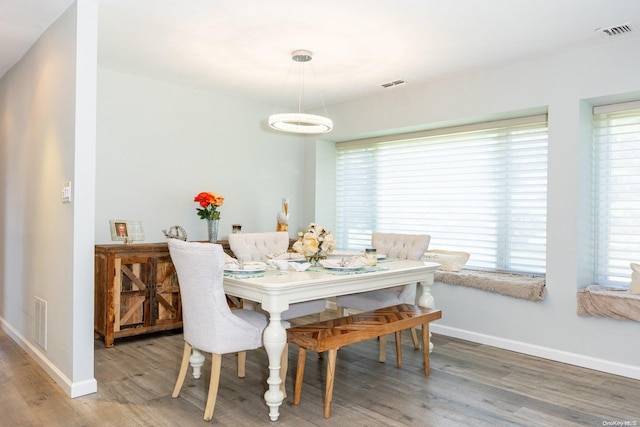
[{"x1": 110, "y1": 220, "x2": 144, "y2": 244}]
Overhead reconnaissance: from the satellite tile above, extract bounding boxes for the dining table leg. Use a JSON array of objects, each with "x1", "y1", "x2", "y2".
[
  {"x1": 417, "y1": 274, "x2": 436, "y2": 352},
  {"x1": 262, "y1": 310, "x2": 287, "y2": 421},
  {"x1": 189, "y1": 348, "x2": 205, "y2": 379}
]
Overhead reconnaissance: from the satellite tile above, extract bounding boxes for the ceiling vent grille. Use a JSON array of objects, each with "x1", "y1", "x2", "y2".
[
  {"x1": 596, "y1": 22, "x2": 635, "y2": 37},
  {"x1": 381, "y1": 79, "x2": 406, "y2": 88}
]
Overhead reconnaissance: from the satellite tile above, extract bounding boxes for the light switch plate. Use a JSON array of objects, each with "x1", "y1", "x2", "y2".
[{"x1": 61, "y1": 181, "x2": 72, "y2": 203}]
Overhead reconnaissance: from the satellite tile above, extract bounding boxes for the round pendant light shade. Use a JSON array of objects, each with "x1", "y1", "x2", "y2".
[
  {"x1": 268, "y1": 50, "x2": 333, "y2": 135},
  {"x1": 268, "y1": 113, "x2": 333, "y2": 134}
]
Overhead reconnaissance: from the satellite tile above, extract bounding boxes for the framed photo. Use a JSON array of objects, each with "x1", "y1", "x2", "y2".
[{"x1": 110, "y1": 220, "x2": 144, "y2": 243}]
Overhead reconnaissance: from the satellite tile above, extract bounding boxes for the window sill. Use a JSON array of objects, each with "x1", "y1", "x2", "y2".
[
  {"x1": 577, "y1": 285, "x2": 640, "y2": 323},
  {"x1": 434, "y1": 269, "x2": 546, "y2": 302}
]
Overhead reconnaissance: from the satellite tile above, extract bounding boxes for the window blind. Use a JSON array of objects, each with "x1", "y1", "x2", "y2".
[
  {"x1": 336, "y1": 116, "x2": 548, "y2": 274},
  {"x1": 593, "y1": 103, "x2": 640, "y2": 287}
]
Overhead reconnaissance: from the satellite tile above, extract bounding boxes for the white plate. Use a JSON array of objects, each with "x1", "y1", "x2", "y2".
[
  {"x1": 268, "y1": 253, "x2": 306, "y2": 261},
  {"x1": 329, "y1": 250, "x2": 386, "y2": 260},
  {"x1": 329, "y1": 250, "x2": 360, "y2": 257},
  {"x1": 224, "y1": 262, "x2": 267, "y2": 273},
  {"x1": 320, "y1": 259, "x2": 369, "y2": 270},
  {"x1": 322, "y1": 265, "x2": 366, "y2": 271}
]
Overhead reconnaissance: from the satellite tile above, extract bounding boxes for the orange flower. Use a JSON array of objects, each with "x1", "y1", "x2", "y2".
[{"x1": 194, "y1": 191, "x2": 224, "y2": 220}]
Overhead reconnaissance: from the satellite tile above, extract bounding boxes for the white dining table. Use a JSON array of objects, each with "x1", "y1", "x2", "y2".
[{"x1": 189, "y1": 259, "x2": 440, "y2": 422}]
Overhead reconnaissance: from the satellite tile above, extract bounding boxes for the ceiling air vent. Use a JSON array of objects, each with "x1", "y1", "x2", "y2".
[
  {"x1": 381, "y1": 79, "x2": 406, "y2": 88},
  {"x1": 596, "y1": 22, "x2": 635, "y2": 37}
]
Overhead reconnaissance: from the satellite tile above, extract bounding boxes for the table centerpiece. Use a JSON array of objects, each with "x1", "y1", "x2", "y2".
[{"x1": 292, "y1": 223, "x2": 336, "y2": 264}]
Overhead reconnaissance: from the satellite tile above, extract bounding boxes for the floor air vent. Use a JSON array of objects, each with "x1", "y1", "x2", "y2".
[{"x1": 35, "y1": 297, "x2": 47, "y2": 350}]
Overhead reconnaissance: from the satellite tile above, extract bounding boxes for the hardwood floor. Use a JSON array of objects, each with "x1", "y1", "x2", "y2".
[{"x1": 1, "y1": 314, "x2": 639, "y2": 426}]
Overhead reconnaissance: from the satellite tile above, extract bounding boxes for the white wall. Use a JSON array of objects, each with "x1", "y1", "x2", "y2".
[
  {"x1": 314, "y1": 36, "x2": 640, "y2": 379},
  {"x1": 0, "y1": 0, "x2": 98, "y2": 397},
  {"x1": 96, "y1": 68, "x2": 308, "y2": 243}
]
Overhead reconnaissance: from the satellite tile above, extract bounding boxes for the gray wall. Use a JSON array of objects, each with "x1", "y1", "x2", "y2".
[{"x1": 0, "y1": 0, "x2": 98, "y2": 396}]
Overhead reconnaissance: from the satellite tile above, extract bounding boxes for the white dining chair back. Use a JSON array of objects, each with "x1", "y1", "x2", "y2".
[
  {"x1": 372, "y1": 232, "x2": 431, "y2": 261},
  {"x1": 228, "y1": 231, "x2": 289, "y2": 262},
  {"x1": 168, "y1": 239, "x2": 281, "y2": 421}
]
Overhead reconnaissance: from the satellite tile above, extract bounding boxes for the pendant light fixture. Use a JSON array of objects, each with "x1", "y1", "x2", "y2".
[{"x1": 268, "y1": 50, "x2": 333, "y2": 134}]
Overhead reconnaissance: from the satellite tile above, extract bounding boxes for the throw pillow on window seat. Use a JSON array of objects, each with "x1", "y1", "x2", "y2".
[
  {"x1": 423, "y1": 250, "x2": 470, "y2": 272},
  {"x1": 630, "y1": 263, "x2": 640, "y2": 295}
]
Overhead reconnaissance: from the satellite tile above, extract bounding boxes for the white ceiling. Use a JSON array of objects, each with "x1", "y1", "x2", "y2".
[
  {"x1": 0, "y1": 0, "x2": 76, "y2": 75},
  {"x1": 3, "y1": 0, "x2": 640, "y2": 108}
]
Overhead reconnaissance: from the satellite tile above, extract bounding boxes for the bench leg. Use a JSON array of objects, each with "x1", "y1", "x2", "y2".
[
  {"x1": 379, "y1": 334, "x2": 386, "y2": 362},
  {"x1": 382, "y1": 329, "x2": 410, "y2": 364},
  {"x1": 422, "y1": 323, "x2": 430, "y2": 376},
  {"x1": 395, "y1": 331, "x2": 402, "y2": 368},
  {"x1": 410, "y1": 327, "x2": 420, "y2": 349},
  {"x1": 293, "y1": 346, "x2": 307, "y2": 405},
  {"x1": 324, "y1": 348, "x2": 338, "y2": 418}
]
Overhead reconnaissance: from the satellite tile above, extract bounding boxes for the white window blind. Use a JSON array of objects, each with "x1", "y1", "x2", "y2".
[
  {"x1": 593, "y1": 102, "x2": 640, "y2": 287},
  {"x1": 336, "y1": 115, "x2": 548, "y2": 274}
]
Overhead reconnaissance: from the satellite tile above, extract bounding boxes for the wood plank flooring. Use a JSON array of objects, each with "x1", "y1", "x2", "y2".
[{"x1": 1, "y1": 312, "x2": 639, "y2": 426}]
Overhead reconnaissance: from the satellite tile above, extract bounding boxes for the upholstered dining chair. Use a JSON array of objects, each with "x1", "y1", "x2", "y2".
[
  {"x1": 168, "y1": 239, "x2": 288, "y2": 421},
  {"x1": 228, "y1": 231, "x2": 327, "y2": 321},
  {"x1": 335, "y1": 232, "x2": 431, "y2": 361}
]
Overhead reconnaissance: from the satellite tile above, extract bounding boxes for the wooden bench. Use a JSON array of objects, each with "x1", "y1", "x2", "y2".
[{"x1": 286, "y1": 303, "x2": 442, "y2": 418}]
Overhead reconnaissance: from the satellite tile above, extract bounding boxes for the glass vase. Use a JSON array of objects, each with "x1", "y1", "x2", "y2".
[
  {"x1": 306, "y1": 252, "x2": 326, "y2": 266},
  {"x1": 207, "y1": 219, "x2": 219, "y2": 243}
]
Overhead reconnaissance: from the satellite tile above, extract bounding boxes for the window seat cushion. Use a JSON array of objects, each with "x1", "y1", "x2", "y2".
[
  {"x1": 577, "y1": 285, "x2": 640, "y2": 322},
  {"x1": 434, "y1": 269, "x2": 546, "y2": 301}
]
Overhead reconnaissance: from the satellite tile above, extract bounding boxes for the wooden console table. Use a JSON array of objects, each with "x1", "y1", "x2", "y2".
[{"x1": 94, "y1": 243, "x2": 183, "y2": 347}]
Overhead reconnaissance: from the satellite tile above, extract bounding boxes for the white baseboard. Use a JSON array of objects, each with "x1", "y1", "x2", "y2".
[
  {"x1": 431, "y1": 323, "x2": 640, "y2": 381},
  {"x1": 0, "y1": 317, "x2": 97, "y2": 397},
  {"x1": 71, "y1": 377, "x2": 99, "y2": 398}
]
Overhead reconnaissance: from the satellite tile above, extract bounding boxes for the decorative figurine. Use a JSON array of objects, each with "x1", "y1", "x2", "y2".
[
  {"x1": 276, "y1": 197, "x2": 289, "y2": 232},
  {"x1": 163, "y1": 225, "x2": 188, "y2": 241}
]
